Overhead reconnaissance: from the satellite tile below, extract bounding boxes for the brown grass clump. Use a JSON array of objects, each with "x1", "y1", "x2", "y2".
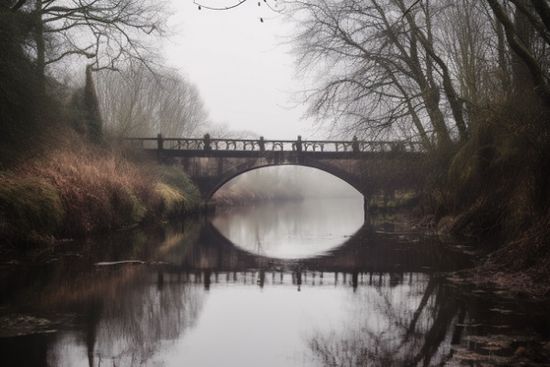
[
  {"x1": 0, "y1": 141, "x2": 200, "y2": 244},
  {"x1": 0, "y1": 173, "x2": 64, "y2": 242},
  {"x1": 150, "y1": 165, "x2": 201, "y2": 214},
  {"x1": 22, "y1": 145, "x2": 151, "y2": 236},
  {"x1": 153, "y1": 183, "x2": 186, "y2": 215}
]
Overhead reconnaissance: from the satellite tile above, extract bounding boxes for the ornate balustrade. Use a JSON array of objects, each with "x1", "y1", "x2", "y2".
[{"x1": 122, "y1": 135, "x2": 425, "y2": 154}]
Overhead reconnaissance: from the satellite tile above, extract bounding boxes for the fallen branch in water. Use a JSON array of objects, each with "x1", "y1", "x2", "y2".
[{"x1": 94, "y1": 260, "x2": 146, "y2": 266}]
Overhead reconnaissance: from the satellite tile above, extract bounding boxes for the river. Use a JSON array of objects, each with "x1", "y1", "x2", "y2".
[{"x1": 1, "y1": 198, "x2": 549, "y2": 366}]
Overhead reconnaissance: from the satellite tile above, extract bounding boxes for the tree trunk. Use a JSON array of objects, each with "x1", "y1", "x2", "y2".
[
  {"x1": 372, "y1": 0, "x2": 451, "y2": 147},
  {"x1": 511, "y1": 0, "x2": 536, "y2": 98},
  {"x1": 407, "y1": 24, "x2": 451, "y2": 148},
  {"x1": 33, "y1": 0, "x2": 45, "y2": 92},
  {"x1": 487, "y1": 0, "x2": 550, "y2": 105},
  {"x1": 401, "y1": 1, "x2": 469, "y2": 141},
  {"x1": 389, "y1": 71, "x2": 433, "y2": 149},
  {"x1": 531, "y1": 0, "x2": 550, "y2": 33},
  {"x1": 496, "y1": 16, "x2": 511, "y2": 91}
]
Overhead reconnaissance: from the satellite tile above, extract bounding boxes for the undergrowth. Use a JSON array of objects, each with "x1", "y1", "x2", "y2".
[
  {"x1": 0, "y1": 174, "x2": 64, "y2": 243},
  {"x1": 422, "y1": 101, "x2": 550, "y2": 294},
  {"x1": 0, "y1": 143, "x2": 200, "y2": 246}
]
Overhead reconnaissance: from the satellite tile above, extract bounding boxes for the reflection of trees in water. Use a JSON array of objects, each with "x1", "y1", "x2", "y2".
[
  {"x1": 97, "y1": 277, "x2": 203, "y2": 366},
  {"x1": 1, "y1": 217, "x2": 476, "y2": 367},
  {"x1": 0, "y1": 226, "x2": 206, "y2": 367},
  {"x1": 46, "y1": 269, "x2": 205, "y2": 367},
  {"x1": 308, "y1": 274, "x2": 463, "y2": 366}
]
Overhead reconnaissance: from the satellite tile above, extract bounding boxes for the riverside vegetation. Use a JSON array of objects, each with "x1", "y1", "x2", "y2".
[
  {"x1": 0, "y1": 141, "x2": 201, "y2": 247},
  {"x1": 0, "y1": 6, "x2": 202, "y2": 248},
  {"x1": 0, "y1": 2, "x2": 303, "y2": 249},
  {"x1": 2, "y1": 0, "x2": 550, "y2": 297},
  {"x1": 285, "y1": 0, "x2": 550, "y2": 296}
]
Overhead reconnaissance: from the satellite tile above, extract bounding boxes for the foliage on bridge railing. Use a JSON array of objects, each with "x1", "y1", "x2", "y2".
[{"x1": 121, "y1": 134, "x2": 425, "y2": 153}]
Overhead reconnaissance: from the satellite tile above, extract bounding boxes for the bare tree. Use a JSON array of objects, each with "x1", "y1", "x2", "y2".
[
  {"x1": 285, "y1": 0, "x2": 550, "y2": 147},
  {"x1": 96, "y1": 66, "x2": 209, "y2": 138},
  {"x1": 285, "y1": 0, "x2": 466, "y2": 149},
  {"x1": 17, "y1": 0, "x2": 167, "y2": 90},
  {"x1": 487, "y1": 0, "x2": 550, "y2": 104},
  {"x1": 396, "y1": 0, "x2": 469, "y2": 140},
  {"x1": 440, "y1": 1, "x2": 504, "y2": 109}
]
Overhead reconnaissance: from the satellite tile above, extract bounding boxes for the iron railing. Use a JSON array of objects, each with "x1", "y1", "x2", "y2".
[{"x1": 122, "y1": 135, "x2": 425, "y2": 153}]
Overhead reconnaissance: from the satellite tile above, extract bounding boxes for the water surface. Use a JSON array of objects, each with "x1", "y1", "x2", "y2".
[
  {"x1": 211, "y1": 198, "x2": 364, "y2": 258},
  {"x1": 1, "y1": 198, "x2": 549, "y2": 366}
]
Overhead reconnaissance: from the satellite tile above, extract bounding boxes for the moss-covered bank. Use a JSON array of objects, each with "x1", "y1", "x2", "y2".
[{"x1": 0, "y1": 145, "x2": 200, "y2": 247}]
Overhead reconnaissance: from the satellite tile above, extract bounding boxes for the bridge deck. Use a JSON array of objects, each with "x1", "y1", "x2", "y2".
[{"x1": 137, "y1": 149, "x2": 424, "y2": 159}]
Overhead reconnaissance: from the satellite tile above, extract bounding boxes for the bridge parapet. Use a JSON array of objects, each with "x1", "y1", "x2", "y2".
[{"x1": 122, "y1": 135, "x2": 425, "y2": 154}]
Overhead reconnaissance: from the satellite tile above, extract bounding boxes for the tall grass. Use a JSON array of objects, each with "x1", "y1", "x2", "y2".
[
  {"x1": 152, "y1": 165, "x2": 201, "y2": 214},
  {"x1": 0, "y1": 143, "x2": 200, "y2": 244},
  {"x1": 0, "y1": 173, "x2": 64, "y2": 243},
  {"x1": 24, "y1": 146, "x2": 151, "y2": 235}
]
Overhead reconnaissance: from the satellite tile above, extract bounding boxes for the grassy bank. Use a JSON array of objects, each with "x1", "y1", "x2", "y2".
[
  {"x1": 419, "y1": 104, "x2": 550, "y2": 296},
  {"x1": 0, "y1": 143, "x2": 200, "y2": 247}
]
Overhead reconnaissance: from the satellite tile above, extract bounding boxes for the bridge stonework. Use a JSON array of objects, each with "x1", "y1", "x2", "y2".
[{"x1": 124, "y1": 135, "x2": 426, "y2": 206}]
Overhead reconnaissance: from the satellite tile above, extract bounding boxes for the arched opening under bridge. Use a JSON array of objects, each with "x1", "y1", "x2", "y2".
[
  {"x1": 211, "y1": 165, "x2": 364, "y2": 203},
  {"x1": 210, "y1": 166, "x2": 365, "y2": 259}
]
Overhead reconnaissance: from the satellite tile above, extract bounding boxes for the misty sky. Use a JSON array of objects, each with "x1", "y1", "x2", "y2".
[
  {"x1": 222, "y1": 166, "x2": 362, "y2": 198},
  {"x1": 164, "y1": 0, "x2": 319, "y2": 139}
]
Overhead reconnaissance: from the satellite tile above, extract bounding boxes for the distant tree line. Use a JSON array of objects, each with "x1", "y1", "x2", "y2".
[{"x1": 96, "y1": 65, "x2": 209, "y2": 138}]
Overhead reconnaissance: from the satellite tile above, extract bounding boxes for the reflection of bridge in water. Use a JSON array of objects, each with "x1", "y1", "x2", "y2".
[
  {"x1": 153, "y1": 222, "x2": 470, "y2": 290},
  {"x1": 124, "y1": 136, "x2": 427, "y2": 205},
  {"x1": 156, "y1": 269, "x2": 427, "y2": 292}
]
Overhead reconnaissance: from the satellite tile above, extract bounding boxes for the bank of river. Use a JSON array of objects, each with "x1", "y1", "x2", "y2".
[{"x1": 1, "y1": 198, "x2": 549, "y2": 366}]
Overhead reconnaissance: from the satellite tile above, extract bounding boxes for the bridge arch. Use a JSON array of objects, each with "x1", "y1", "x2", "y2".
[{"x1": 202, "y1": 159, "x2": 366, "y2": 201}]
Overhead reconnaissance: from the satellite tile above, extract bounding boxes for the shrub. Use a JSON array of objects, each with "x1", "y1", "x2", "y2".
[
  {"x1": 24, "y1": 146, "x2": 152, "y2": 236},
  {"x1": 153, "y1": 166, "x2": 201, "y2": 213},
  {"x1": 153, "y1": 182, "x2": 186, "y2": 215},
  {"x1": 110, "y1": 186, "x2": 147, "y2": 226},
  {"x1": 0, "y1": 174, "x2": 64, "y2": 241},
  {"x1": 1, "y1": 140, "x2": 202, "y2": 243}
]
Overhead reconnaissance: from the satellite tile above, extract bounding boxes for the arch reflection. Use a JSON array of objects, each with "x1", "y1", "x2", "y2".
[{"x1": 211, "y1": 197, "x2": 365, "y2": 259}]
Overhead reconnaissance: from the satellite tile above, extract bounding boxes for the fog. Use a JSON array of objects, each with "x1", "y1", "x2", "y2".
[
  {"x1": 165, "y1": 0, "x2": 317, "y2": 139},
  {"x1": 214, "y1": 166, "x2": 361, "y2": 201}
]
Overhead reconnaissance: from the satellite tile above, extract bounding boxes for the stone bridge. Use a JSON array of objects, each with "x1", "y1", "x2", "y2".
[{"x1": 124, "y1": 135, "x2": 427, "y2": 207}]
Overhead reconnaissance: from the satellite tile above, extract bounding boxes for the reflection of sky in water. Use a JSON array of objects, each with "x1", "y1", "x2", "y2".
[
  {"x1": 4, "y1": 203, "x2": 540, "y2": 367},
  {"x1": 3, "y1": 212, "x2": 540, "y2": 367},
  {"x1": 47, "y1": 274, "x2": 446, "y2": 367},
  {"x1": 211, "y1": 198, "x2": 364, "y2": 259}
]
